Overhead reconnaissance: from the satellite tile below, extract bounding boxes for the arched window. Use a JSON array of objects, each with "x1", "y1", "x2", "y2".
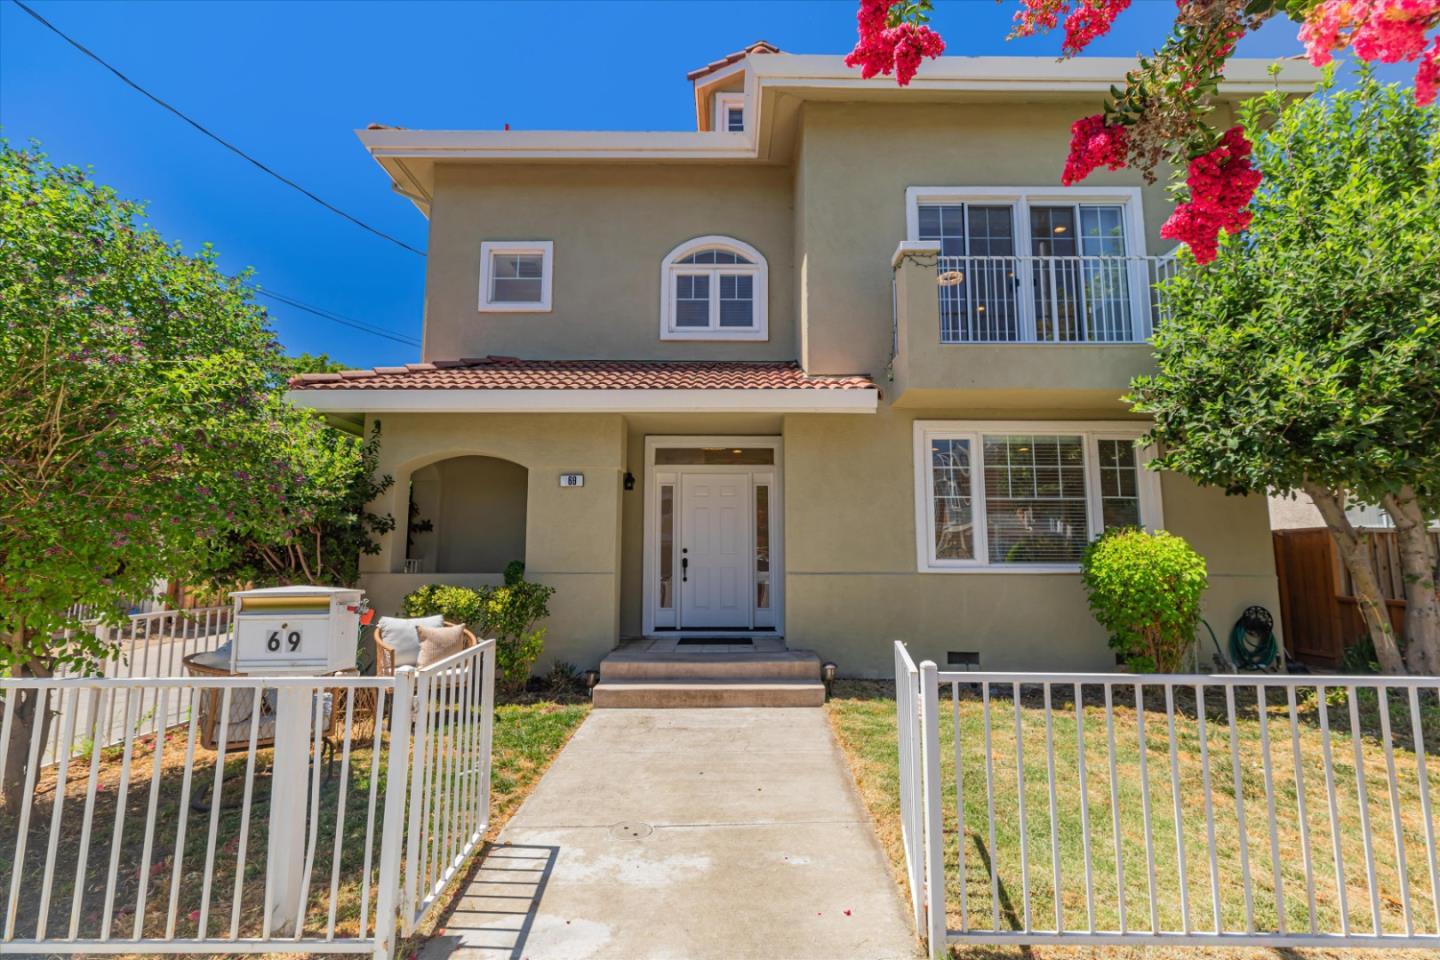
[{"x1": 659, "y1": 236, "x2": 768, "y2": 341}]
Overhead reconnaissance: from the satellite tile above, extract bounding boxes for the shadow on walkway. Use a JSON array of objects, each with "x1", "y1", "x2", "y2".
[{"x1": 420, "y1": 844, "x2": 559, "y2": 960}]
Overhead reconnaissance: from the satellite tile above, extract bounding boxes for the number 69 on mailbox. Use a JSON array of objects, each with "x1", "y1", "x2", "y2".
[{"x1": 230, "y1": 585, "x2": 364, "y2": 675}]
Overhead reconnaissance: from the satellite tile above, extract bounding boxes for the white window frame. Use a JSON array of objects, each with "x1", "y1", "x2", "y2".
[
  {"x1": 714, "y1": 91, "x2": 746, "y2": 133},
  {"x1": 905, "y1": 187, "x2": 1151, "y2": 340},
  {"x1": 912, "y1": 419, "x2": 1164, "y2": 573},
  {"x1": 659, "y1": 235, "x2": 768, "y2": 341},
  {"x1": 478, "y1": 240, "x2": 553, "y2": 313}
]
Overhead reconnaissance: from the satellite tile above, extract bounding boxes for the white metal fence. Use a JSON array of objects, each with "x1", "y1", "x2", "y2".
[
  {"x1": 934, "y1": 254, "x2": 1179, "y2": 344},
  {"x1": 43, "y1": 606, "x2": 233, "y2": 766},
  {"x1": 0, "y1": 639, "x2": 497, "y2": 958},
  {"x1": 401, "y1": 640, "x2": 496, "y2": 935},
  {"x1": 894, "y1": 642, "x2": 1440, "y2": 955}
]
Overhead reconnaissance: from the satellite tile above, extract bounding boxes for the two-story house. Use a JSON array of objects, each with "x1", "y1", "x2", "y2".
[{"x1": 289, "y1": 43, "x2": 1319, "y2": 696}]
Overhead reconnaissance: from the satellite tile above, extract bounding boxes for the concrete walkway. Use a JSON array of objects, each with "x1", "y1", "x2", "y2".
[{"x1": 421, "y1": 708, "x2": 918, "y2": 960}]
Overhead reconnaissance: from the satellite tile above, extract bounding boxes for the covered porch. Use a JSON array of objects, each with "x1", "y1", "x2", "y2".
[{"x1": 286, "y1": 357, "x2": 881, "y2": 673}]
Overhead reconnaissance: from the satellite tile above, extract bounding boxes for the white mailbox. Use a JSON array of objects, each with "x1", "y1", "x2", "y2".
[{"x1": 230, "y1": 585, "x2": 363, "y2": 676}]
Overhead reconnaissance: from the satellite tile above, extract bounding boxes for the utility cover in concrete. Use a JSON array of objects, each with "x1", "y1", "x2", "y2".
[{"x1": 421, "y1": 708, "x2": 918, "y2": 960}]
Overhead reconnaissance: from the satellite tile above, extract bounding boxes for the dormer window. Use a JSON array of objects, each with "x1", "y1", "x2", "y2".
[
  {"x1": 714, "y1": 92, "x2": 745, "y2": 133},
  {"x1": 660, "y1": 236, "x2": 768, "y2": 341}
]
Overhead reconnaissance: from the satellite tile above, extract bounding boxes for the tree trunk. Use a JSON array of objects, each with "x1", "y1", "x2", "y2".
[
  {"x1": 1303, "y1": 482, "x2": 1407, "y2": 674},
  {"x1": 1, "y1": 642, "x2": 55, "y2": 810},
  {"x1": 1383, "y1": 487, "x2": 1440, "y2": 675}
]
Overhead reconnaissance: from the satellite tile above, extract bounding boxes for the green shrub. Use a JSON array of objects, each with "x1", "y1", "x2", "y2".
[
  {"x1": 399, "y1": 583, "x2": 487, "y2": 627},
  {"x1": 400, "y1": 564, "x2": 556, "y2": 694},
  {"x1": 1338, "y1": 633, "x2": 1409, "y2": 675},
  {"x1": 483, "y1": 575, "x2": 556, "y2": 693},
  {"x1": 1080, "y1": 529, "x2": 1208, "y2": 673}
]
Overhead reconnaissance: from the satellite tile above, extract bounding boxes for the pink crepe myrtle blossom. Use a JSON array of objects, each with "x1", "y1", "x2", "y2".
[
  {"x1": 1062, "y1": 0, "x2": 1133, "y2": 55},
  {"x1": 1010, "y1": 0, "x2": 1069, "y2": 38},
  {"x1": 1418, "y1": 38, "x2": 1440, "y2": 103},
  {"x1": 845, "y1": 0, "x2": 946, "y2": 85},
  {"x1": 1009, "y1": 0, "x2": 1133, "y2": 54},
  {"x1": 1161, "y1": 126, "x2": 1263, "y2": 264},
  {"x1": 1300, "y1": 0, "x2": 1440, "y2": 101},
  {"x1": 1062, "y1": 114, "x2": 1129, "y2": 185}
]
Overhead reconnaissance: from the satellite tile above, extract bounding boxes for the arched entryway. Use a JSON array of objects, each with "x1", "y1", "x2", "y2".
[{"x1": 405, "y1": 455, "x2": 528, "y2": 574}]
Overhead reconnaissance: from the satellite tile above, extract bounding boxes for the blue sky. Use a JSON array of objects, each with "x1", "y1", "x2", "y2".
[{"x1": 0, "y1": 1, "x2": 1328, "y2": 367}]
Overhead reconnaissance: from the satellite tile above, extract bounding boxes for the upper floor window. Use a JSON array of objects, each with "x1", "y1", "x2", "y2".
[
  {"x1": 478, "y1": 240, "x2": 553, "y2": 312},
  {"x1": 905, "y1": 187, "x2": 1150, "y2": 343},
  {"x1": 660, "y1": 236, "x2": 768, "y2": 341},
  {"x1": 714, "y1": 92, "x2": 745, "y2": 133}
]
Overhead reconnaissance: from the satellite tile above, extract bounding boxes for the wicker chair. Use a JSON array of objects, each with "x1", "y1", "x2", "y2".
[
  {"x1": 373, "y1": 620, "x2": 477, "y2": 676},
  {"x1": 181, "y1": 651, "x2": 348, "y2": 752}
]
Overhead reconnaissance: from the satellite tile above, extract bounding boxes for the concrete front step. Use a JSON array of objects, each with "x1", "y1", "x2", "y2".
[
  {"x1": 592, "y1": 679, "x2": 826, "y2": 708},
  {"x1": 598, "y1": 649, "x2": 822, "y2": 683}
]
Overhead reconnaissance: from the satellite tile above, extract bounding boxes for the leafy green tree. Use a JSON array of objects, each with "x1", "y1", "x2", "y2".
[
  {"x1": 274, "y1": 351, "x2": 346, "y2": 379},
  {"x1": 203, "y1": 422, "x2": 395, "y2": 589},
  {"x1": 1131, "y1": 73, "x2": 1440, "y2": 674},
  {"x1": 0, "y1": 143, "x2": 373, "y2": 803}
]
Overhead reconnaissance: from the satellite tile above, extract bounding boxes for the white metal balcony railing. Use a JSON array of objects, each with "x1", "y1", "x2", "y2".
[{"x1": 934, "y1": 255, "x2": 1179, "y2": 345}]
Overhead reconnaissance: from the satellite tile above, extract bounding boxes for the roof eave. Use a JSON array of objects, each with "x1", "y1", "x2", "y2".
[{"x1": 287, "y1": 387, "x2": 880, "y2": 415}]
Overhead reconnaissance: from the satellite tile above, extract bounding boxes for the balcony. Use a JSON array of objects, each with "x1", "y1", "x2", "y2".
[{"x1": 890, "y1": 243, "x2": 1177, "y2": 409}]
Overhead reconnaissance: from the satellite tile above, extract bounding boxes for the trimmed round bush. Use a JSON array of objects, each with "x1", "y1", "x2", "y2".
[{"x1": 1080, "y1": 529, "x2": 1208, "y2": 673}]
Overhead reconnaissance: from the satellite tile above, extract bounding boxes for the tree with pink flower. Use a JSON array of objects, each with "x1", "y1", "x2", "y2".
[
  {"x1": 1130, "y1": 74, "x2": 1440, "y2": 674},
  {"x1": 843, "y1": 0, "x2": 1440, "y2": 263}
]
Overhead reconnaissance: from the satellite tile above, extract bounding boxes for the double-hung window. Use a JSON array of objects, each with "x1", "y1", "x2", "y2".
[
  {"x1": 660, "y1": 236, "x2": 768, "y2": 341},
  {"x1": 714, "y1": 92, "x2": 745, "y2": 133},
  {"x1": 478, "y1": 240, "x2": 553, "y2": 312},
  {"x1": 914, "y1": 421, "x2": 1163, "y2": 572},
  {"x1": 907, "y1": 188, "x2": 1148, "y2": 343}
]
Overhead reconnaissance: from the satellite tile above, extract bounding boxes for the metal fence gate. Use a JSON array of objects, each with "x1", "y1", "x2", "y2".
[
  {"x1": 894, "y1": 642, "x2": 1440, "y2": 955},
  {"x1": 1, "y1": 639, "x2": 496, "y2": 959}
]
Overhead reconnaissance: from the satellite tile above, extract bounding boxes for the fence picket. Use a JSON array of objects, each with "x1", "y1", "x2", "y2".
[
  {"x1": 894, "y1": 649, "x2": 1440, "y2": 951},
  {"x1": 2, "y1": 650, "x2": 493, "y2": 960}
]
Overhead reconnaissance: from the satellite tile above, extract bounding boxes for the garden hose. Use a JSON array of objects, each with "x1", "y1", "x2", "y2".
[
  {"x1": 1228, "y1": 605, "x2": 1280, "y2": 671},
  {"x1": 1197, "y1": 618, "x2": 1229, "y2": 671}
]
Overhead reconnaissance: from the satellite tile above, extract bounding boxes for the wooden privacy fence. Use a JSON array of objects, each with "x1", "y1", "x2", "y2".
[{"x1": 1273, "y1": 529, "x2": 1440, "y2": 668}]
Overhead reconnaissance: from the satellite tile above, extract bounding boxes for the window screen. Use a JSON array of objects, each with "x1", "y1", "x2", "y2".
[
  {"x1": 674, "y1": 275, "x2": 710, "y2": 327},
  {"x1": 490, "y1": 252, "x2": 544, "y2": 302},
  {"x1": 719, "y1": 275, "x2": 754, "y2": 327},
  {"x1": 982, "y1": 435, "x2": 1088, "y2": 564},
  {"x1": 1097, "y1": 438, "x2": 1142, "y2": 529}
]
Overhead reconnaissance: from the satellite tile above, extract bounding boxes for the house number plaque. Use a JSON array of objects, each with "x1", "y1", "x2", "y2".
[{"x1": 559, "y1": 473, "x2": 585, "y2": 488}]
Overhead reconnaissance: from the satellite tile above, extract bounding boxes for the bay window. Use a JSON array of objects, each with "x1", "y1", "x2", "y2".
[{"x1": 914, "y1": 421, "x2": 1163, "y2": 572}]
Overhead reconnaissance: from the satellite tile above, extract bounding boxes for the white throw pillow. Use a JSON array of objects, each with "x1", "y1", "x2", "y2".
[
  {"x1": 378, "y1": 615, "x2": 444, "y2": 667},
  {"x1": 190, "y1": 640, "x2": 233, "y2": 671}
]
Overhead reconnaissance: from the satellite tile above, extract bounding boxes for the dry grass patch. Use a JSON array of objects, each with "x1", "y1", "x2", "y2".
[
  {"x1": 826, "y1": 678, "x2": 1439, "y2": 960},
  {"x1": 0, "y1": 697, "x2": 588, "y2": 959}
]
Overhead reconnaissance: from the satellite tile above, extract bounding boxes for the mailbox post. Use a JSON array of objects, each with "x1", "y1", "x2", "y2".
[{"x1": 230, "y1": 586, "x2": 363, "y2": 936}]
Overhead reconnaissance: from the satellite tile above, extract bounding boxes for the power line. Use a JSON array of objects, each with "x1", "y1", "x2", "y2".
[
  {"x1": 253, "y1": 287, "x2": 422, "y2": 348},
  {"x1": 9, "y1": 0, "x2": 426, "y2": 257}
]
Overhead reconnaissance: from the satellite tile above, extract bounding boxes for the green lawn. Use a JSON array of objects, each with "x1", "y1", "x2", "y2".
[
  {"x1": 827, "y1": 679, "x2": 1440, "y2": 959},
  {"x1": 1, "y1": 695, "x2": 589, "y2": 955}
]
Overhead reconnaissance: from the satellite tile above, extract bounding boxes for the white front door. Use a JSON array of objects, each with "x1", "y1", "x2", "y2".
[{"x1": 680, "y1": 472, "x2": 751, "y2": 629}]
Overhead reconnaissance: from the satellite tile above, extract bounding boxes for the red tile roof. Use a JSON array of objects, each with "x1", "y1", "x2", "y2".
[
  {"x1": 686, "y1": 41, "x2": 781, "y2": 82},
  {"x1": 289, "y1": 357, "x2": 876, "y2": 392}
]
